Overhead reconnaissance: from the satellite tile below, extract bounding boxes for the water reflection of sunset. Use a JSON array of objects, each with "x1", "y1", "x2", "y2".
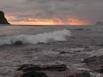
[{"x1": 6, "y1": 15, "x2": 90, "y2": 26}]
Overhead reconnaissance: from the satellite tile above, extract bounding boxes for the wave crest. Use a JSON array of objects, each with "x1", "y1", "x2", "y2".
[{"x1": 0, "y1": 29, "x2": 72, "y2": 45}]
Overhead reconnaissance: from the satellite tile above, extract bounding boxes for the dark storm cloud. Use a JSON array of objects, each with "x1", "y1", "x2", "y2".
[{"x1": 0, "y1": 0, "x2": 103, "y2": 24}]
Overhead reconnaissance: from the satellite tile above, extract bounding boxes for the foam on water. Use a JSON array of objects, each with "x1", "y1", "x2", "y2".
[{"x1": 0, "y1": 29, "x2": 72, "y2": 45}]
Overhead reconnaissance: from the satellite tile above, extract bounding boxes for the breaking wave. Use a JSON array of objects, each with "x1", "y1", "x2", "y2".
[{"x1": 0, "y1": 29, "x2": 72, "y2": 45}]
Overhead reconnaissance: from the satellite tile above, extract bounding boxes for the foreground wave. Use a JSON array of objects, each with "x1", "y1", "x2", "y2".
[{"x1": 0, "y1": 29, "x2": 72, "y2": 45}]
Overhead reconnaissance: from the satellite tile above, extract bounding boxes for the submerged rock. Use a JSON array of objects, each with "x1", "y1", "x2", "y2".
[
  {"x1": 67, "y1": 70, "x2": 90, "y2": 77},
  {"x1": 82, "y1": 55, "x2": 103, "y2": 73},
  {"x1": 0, "y1": 11, "x2": 10, "y2": 24}
]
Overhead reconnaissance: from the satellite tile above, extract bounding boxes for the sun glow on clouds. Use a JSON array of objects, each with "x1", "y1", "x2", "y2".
[
  {"x1": 6, "y1": 15, "x2": 90, "y2": 26},
  {"x1": 67, "y1": 18, "x2": 89, "y2": 25}
]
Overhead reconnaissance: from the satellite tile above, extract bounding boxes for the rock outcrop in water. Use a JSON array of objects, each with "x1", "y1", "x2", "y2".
[
  {"x1": 96, "y1": 21, "x2": 103, "y2": 25},
  {"x1": 0, "y1": 11, "x2": 9, "y2": 24},
  {"x1": 13, "y1": 41, "x2": 23, "y2": 45},
  {"x1": 15, "y1": 64, "x2": 90, "y2": 77}
]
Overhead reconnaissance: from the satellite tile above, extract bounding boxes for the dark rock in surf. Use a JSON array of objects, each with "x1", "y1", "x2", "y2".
[
  {"x1": 16, "y1": 64, "x2": 67, "y2": 71},
  {"x1": 15, "y1": 64, "x2": 90, "y2": 77},
  {"x1": 0, "y1": 11, "x2": 10, "y2": 24},
  {"x1": 17, "y1": 64, "x2": 42, "y2": 71},
  {"x1": 15, "y1": 70, "x2": 48, "y2": 77},
  {"x1": 13, "y1": 41, "x2": 23, "y2": 45},
  {"x1": 96, "y1": 21, "x2": 103, "y2": 25},
  {"x1": 43, "y1": 64, "x2": 67, "y2": 71},
  {"x1": 15, "y1": 64, "x2": 48, "y2": 77},
  {"x1": 22, "y1": 72, "x2": 48, "y2": 77}
]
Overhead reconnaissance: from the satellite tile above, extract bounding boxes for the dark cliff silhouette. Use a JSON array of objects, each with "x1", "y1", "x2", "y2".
[{"x1": 0, "y1": 11, "x2": 10, "y2": 24}]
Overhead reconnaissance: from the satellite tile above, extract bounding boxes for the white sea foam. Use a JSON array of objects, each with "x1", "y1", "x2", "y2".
[{"x1": 0, "y1": 29, "x2": 72, "y2": 45}]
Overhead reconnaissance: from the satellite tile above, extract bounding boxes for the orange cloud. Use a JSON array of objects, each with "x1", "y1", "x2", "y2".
[
  {"x1": 6, "y1": 15, "x2": 90, "y2": 26},
  {"x1": 67, "y1": 17, "x2": 89, "y2": 25},
  {"x1": 6, "y1": 15, "x2": 17, "y2": 21}
]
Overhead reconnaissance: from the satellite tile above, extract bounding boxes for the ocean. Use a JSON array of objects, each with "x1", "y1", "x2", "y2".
[{"x1": 0, "y1": 25, "x2": 103, "y2": 77}]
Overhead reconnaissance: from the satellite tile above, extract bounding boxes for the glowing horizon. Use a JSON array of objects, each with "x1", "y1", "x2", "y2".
[{"x1": 6, "y1": 15, "x2": 90, "y2": 26}]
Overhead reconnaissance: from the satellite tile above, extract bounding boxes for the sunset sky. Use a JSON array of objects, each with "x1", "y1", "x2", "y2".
[{"x1": 0, "y1": 0, "x2": 103, "y2": 25}]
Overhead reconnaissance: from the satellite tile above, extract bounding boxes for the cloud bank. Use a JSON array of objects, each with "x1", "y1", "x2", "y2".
[{"x1": 0, "y1": 0, "x2": 103, "y2": 24}]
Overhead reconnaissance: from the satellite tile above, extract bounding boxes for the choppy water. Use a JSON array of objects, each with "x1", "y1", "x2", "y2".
[{"x1": 0, "y1": 25, "x2": 103, "y2": 77}]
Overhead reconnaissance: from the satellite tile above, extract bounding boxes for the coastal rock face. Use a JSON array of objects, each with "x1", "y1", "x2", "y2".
[{"x1": 0, "y1": 11, "x2": 9, "y2": 24}]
